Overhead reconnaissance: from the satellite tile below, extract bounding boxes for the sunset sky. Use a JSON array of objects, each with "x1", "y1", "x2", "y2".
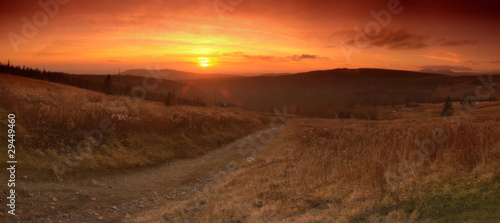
[{"x1": 1, "y1": 0, "x2": 499, "y2": 75}]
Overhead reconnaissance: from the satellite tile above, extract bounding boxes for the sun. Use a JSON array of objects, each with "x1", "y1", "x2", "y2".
[{"x1": 197, "y1": 57, "x2": 211, "y2": 67}]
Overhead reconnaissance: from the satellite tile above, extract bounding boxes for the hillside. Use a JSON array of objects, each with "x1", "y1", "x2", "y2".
[
  {"x1": 0, "y1": 73, "x2": 273, "y2": 180},
  {"x1": 118, "y1": 69, "x2": 238, "y2": 81},
  {"x1": 188, "y1": 68, "x2": 500, "y2": 115},
  {"x1": 76, "y1": 74, "x2": 211, "y2": 105},
  {"x1": 144, "y1": 102, "x2": 500, "y2": 222},
  {"x1": 3, "y1": 62, "x2": 499, "y2": 118}
]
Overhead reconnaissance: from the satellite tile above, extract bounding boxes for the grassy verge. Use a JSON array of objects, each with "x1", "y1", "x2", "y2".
[
  {"x1": 0, "y1": 74, "x2": 272, "y2": 180},
  {"x1": 166, "y1": 112, "x2": 500, "y2": 222},
  {"x1": 416, "y1": 173, "x2": 500, "y2": 222}
]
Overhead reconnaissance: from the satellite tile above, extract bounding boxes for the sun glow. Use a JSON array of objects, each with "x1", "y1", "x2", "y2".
[{"x1": 197, "y1": 57, "x2": 211, "y2": 67}]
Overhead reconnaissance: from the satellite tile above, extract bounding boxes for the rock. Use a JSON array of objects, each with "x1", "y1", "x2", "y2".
[
  {"x1": 50, "y1": 206, "x2": 56, "y2": 210},
  {"x1": 253, "y1": 201, "x2": 264, "y2": 208},
  {"x1": 162, "y1": 213, "x2": 172, "y2": 221},
  {"x1": 92, "y1": 179, "x2": 106, "y2": 186},
  {"x1": 52, "y1": 197, "x2": 58, "y2": 202},
  {"x1": 125, "y1": 213, "x2": 131, "y2": 218},
  {"x1": 91, "y1": 197, "x2": 97, "y2": 201},
  {"x1": 112, "y1": 206, "x2": 119, "y2": 211},
  {"x1": 98, "y1": 216, "x2": 103, "y2": 220},
  {"x1": 29, "y1": 193, "x2": 35, "y2": 197}
]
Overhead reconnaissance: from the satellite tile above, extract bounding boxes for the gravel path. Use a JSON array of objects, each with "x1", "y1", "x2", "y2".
[{"x1": 0, "y1": 125, "x2": 284, "y2": 222}]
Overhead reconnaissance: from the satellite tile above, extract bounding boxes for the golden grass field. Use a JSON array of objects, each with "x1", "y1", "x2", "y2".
[
  {"x1": 0, "y1": 73, "x2": 272, "y2": 179},
  {"x1": 166, "y1": 103, "x2": 500, "y2": 222},
  {"x1": 1, "y1": 72, "x2": 499, "y2": 222}
]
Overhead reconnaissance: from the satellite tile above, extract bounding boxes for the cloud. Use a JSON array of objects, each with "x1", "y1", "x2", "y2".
[
  {"x1": 369, "y1": 29, "x2": 428, "y2": 50},
  {"x1": 418, "y1": 65, "x2": 472, "y2": 71},
  {"x1": 221, "y1": 52, "x2": 326, "y2": 62},
  {"x1": 108, "y1": 60, "x2": 123, "y2": 63},
  {"x1": 435, "y1": 39, "x2": 478, "y2": 46},
  {"x1": 423, "y1": 55, "x2": 461, "y2": 63},
  {"x1": 465, "y1": 59, "x2": 500, "y2": 65},
  {"x1": 341, "y1": 28, "x2": 481, "y2": 51},
  {"x1": 287, "y1": 54, "x2": 321, "y2": 60},
  {"x1": 242, "y1": 55, "x2": 277, "y2": 61},
  {"x1": 343, "y1": 29, "x2": 428, "y2": 50}
]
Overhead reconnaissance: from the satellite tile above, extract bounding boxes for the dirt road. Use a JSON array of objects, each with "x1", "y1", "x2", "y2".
[{"x1": 0, "y1": 125, "x2": 284, "y2": 222}]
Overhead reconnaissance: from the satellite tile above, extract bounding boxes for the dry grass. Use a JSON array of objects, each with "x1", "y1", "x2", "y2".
[
  {"x1": 169, "y1": 102, "x2": 500, "y2": 222},
  {"x1": 0, "y1": 73, "x2": 272, "y2": 179}
]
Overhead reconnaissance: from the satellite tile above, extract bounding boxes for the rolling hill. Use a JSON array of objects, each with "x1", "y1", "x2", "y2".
[
  {"x1": 118, "y1": 69, "x2": 238, "y2": 80},
  {"x1": 188, "y1": 68, "x2": 500, "y2": 113}
]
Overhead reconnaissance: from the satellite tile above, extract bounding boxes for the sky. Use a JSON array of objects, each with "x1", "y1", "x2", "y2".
[{"x1": 1, "y1": 0, "x2": 499, "y2": 75}]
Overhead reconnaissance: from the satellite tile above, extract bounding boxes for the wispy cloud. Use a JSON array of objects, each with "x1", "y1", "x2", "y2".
[
  {"x1": 423, "y1": 55, "x2": 461, "y2": 63},
  {"x1": 287, "y1": 54, "x2": 323, "y2": 61},
  {"x1": 369, "y1": 29, "x2": 428, "y2": 50},
  {"x1": 342, "y1": 29, "x2": 428, "y2": 50},
  {"x1": 221, "y1": 52, "x2": 326, "y2": 62},
  {"x1": 466, "y1": 59, "x2": 500, "y2": 65},
  {"x1": 340, "y1": 28, "x2": 481, "y2": 51},
  {"x1": 435, "y1": 39, "x2": 478, "y2": 46}
]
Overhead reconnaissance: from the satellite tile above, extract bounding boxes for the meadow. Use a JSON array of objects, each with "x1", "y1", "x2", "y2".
[
  {"x1": 168, "y1": 102, "x2": 500, "y2": 222},
  {"x1": 1, "y1": 71, "x2": 499, "y2": 222},
  {"x1": 0, "y1": 73, "x2": 272, "y2": 179}
]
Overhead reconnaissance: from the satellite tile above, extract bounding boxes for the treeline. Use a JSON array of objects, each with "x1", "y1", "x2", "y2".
[{"x1": 0, "y1": 61, "x2": 206, "y2": 107}]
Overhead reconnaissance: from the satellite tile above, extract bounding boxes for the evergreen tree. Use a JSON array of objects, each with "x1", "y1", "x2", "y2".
[{"x1": 103, "y1": 74, "x2": 112, "y2": 94}]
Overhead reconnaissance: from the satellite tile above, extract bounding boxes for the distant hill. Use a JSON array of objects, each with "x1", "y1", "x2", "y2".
[
  {"x1": 188, "y1": 68, "x2": 500, "y2": 112},
  {"x1": 3, "y1": 60, "x2": 498, "y2": 116},
  {"x1": 77, "y1": 74, "x2": 211, "y2": 104},
  {"x1": 118, "y1": 69, "x2": 237, "y2": 80},
  {"x1": 418, "y1": 69, "x2": 496, "y2": 76}
]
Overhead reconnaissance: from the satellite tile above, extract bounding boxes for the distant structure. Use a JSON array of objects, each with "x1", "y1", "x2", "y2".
[
  {"x1": 217, "y1": 102, "x2": 236, "y2": 108},
  {"x1": 401, "y1": 102, "x2": 420, "y2": 111}
]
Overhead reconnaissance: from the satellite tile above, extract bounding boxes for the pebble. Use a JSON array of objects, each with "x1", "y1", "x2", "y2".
[{"x1": 91, "y1": 197, "x2": 97, "y2": 201}]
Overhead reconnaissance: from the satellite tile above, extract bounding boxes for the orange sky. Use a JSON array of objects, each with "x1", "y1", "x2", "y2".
[{"x1": 1, "y1": 0, "x2": 499, "y2": 75}]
